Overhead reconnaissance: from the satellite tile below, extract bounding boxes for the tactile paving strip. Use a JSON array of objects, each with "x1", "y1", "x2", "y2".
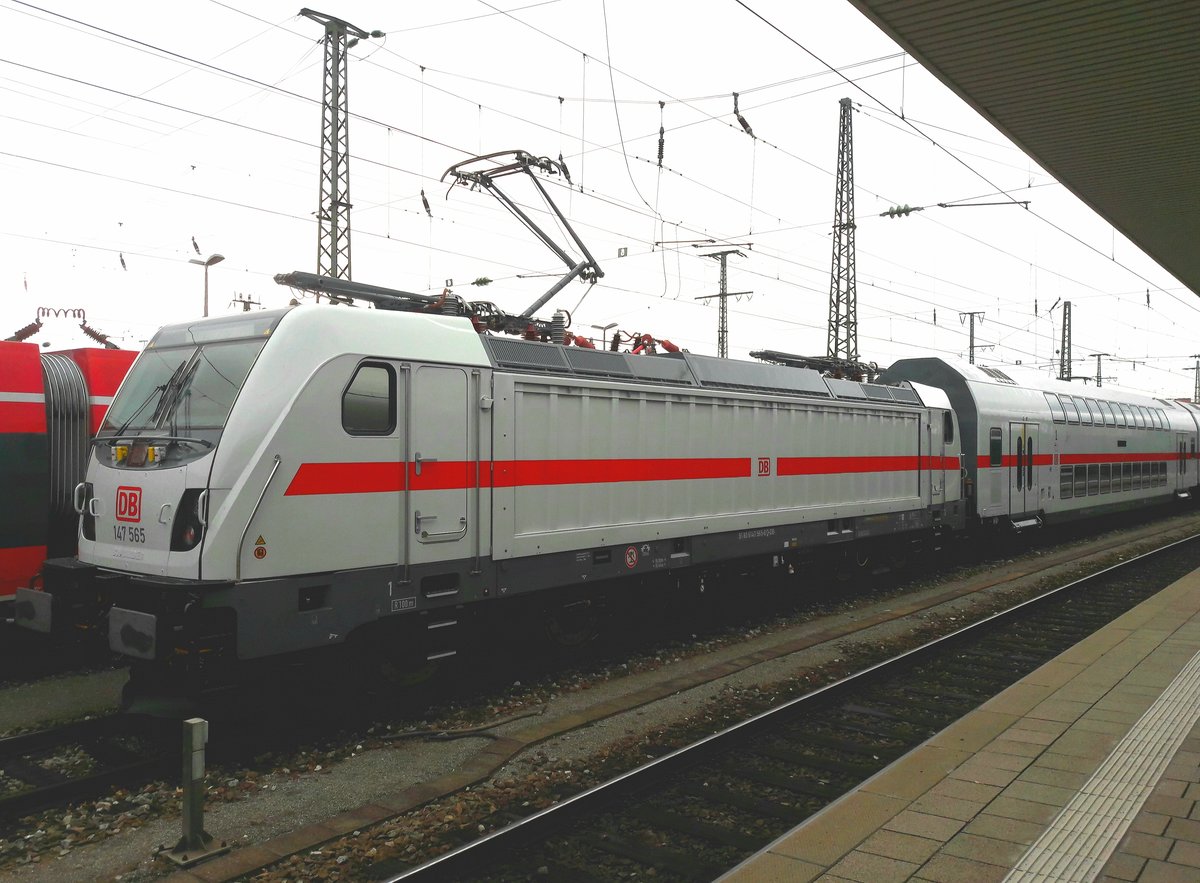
[{"x1": 1004, "y1": 647, "x2": 1200, "y2": 881}]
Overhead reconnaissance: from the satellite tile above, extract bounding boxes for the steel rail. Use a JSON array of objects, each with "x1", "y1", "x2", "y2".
[{"x1": 386, "y1": 532, "x2": 1200, "y2": 881}]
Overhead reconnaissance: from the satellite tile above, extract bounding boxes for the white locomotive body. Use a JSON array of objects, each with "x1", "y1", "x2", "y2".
[{"x1": 20, "y1": 306, "x2": 967, "y2": 687}]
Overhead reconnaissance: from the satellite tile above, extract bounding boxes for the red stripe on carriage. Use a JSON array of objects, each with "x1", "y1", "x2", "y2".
[
  {"x1": 285, "y1": 455, "x2": 969, "y2": 495},
  {"x1": 977, "y1": 452, "x2": 1176, "y2": 468},
  {"x1": 0, "y1": 545, "x2": 47, "y2": 598},
  {"x1": 285, "y1": 462, "x2": 405, "y2": 496},
  {"x1": 0, "y1": 401, "x2": 48, "y2": 433},
  {"x1": 1060, "y1": 451, "x2": 1181, "y2": 464},
  {"x1": 490, "y1": 457, "x2": 752, "y2": 487},
  {"x1": 777, "y1": 455, "x2": 955, "y2": 475}
]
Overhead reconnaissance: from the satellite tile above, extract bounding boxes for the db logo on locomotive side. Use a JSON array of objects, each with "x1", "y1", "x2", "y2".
[{"x1": 115, "y1": 486, "x2": 142, "y2": 523}]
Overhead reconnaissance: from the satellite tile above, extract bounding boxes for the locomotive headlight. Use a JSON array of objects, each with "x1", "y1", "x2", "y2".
[
  {"x1": 171, "y1": 488, "x2": 206, "y2": 552},
  {"x1": 113, "y1": 445, "x2": 129, "y2": 465}
]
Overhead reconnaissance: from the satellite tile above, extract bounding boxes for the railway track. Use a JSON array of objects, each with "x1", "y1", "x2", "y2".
[
  {"x1": 0, "y1": 715, "x2": 169, "y2": 821},
  {"x1": 384, "y1": 534, "x2": 1200, "y2": 882}
]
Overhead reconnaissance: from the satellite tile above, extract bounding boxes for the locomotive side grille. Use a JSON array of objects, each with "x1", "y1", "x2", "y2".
[
  {"x1": 485, "y1": 337, "x2": 571, "y2": 372},
  {"x1": 565, "y1": 347, "x2": 636, "y2": 377}
]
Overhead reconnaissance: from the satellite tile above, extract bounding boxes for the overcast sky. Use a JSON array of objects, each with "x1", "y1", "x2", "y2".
[{"x1": 2, "y1": 0, "x2": 1194, "y2": 398}]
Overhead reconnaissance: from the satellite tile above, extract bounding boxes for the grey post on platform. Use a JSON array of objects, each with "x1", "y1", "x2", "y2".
[{"x1": 161, "y1": 717, "x2": 230, "y2": 867}]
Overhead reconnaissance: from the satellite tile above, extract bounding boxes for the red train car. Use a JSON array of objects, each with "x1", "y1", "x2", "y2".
[{"x1": 0, "y1": 342, "x2": 136, "y2": 600}]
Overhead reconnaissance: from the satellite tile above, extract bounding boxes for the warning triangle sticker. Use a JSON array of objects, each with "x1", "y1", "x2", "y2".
[{"x1": 254, "y1": 536, "x2": 266, "y2": 546}]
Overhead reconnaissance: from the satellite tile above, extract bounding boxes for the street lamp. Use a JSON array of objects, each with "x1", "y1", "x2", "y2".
[
  {"x1": 188, "y1": 253, "x2": 225, "y2": 318},
  {"x1": 591, "y1": 322, "x2": 618, "y2": 350}
]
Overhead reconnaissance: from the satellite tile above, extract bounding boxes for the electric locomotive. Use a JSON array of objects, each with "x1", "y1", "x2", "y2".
[{"x1": 16, "y1": 301, "x2": 966, "y2": 699}]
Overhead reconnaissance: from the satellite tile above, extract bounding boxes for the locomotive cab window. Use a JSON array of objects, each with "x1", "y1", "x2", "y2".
[
  {"x1": 943, "y1": 411, "x2": 954, "y2": 444},
  {"x1": 342, "y1": 362, "x2": 396, "y2": 434},
  {"x1": 989, "y1": 428, "x2": 1002, "y2": 466}
]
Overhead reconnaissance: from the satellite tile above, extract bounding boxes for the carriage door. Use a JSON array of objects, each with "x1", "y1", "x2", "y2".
[
  {"x1": 405, "y1": 365, "x2": 471, "y2": 569},
  {"x1": 1009, "y1": 422, "x2": 1038, "y2": 515}
]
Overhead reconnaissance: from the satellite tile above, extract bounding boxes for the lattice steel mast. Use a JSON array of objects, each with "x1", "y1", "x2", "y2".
[
  {"x1": 694, "y1": 249, "x2": 750, "y2": 358},
  {"x1": 1059, "y1": 300, "x2": 1073, "y2": 380},
  {"x1": 827, "y1": 97, "x2": 857, "y2": 362},
  {"x1": 301, "y1": 9, "x2": 382, "y2": 282}
]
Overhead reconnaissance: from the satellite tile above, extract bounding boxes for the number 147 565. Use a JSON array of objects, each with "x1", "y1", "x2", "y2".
[{"x1": 113, "y1": 525, "x2": 146, "y2": 544}]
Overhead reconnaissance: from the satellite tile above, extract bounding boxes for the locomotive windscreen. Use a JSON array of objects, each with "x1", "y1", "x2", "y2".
[{"x1": 100, "y1": 311, "x2": 284, "y2": 439}]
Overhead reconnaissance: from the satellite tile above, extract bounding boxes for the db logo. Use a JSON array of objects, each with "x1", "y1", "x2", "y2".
[
  {"x1": 116, "y1": 486, "x2": 142, "y2": 523},
  {"x1": 757, "y1": 457, "x2": 771, "y2": 476}
]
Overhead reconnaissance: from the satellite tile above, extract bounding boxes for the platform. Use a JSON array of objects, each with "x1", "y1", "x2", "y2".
[{"x1": 719, "y1": 565, "x2": 1200, "y2": 883}]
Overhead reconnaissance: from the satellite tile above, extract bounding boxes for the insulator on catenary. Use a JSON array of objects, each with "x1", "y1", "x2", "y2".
[
  {"x1": 7, "y1": 320, "x2": 43, "y2": 341},
  {"x1": 79, "y1": 322, "x2": 118, "y2": 348},
  {"x1": 551, "y1": 310, "x2": 567, "y2": 345},
  {"x1": 657, "y1": 126, "x2": 664, "y2": 167}
]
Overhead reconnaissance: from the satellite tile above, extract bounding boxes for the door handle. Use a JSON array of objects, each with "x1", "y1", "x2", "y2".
[
  {"x1": 414, "y1": 452, "x2": 437, "y2": 476},
  {"x1": 158, "y1": 504, "x2": 173, "y2": 525},
  {"x1": 414, "y1": 511, "x2": 467, "y2": 542}
]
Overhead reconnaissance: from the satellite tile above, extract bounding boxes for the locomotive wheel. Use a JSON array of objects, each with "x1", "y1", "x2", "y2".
[
  {"x1": 351, "y1": 619, "x2": 447, "y2": 692},
  {"x1": 544, "y1": 598, "x2": 599, "y2": 649},
  {"x1": 833, "y1": 548, "x2": 872, "y2": 586}
]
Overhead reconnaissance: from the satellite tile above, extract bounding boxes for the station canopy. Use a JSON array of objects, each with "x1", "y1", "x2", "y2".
[{"x1": 847, "y1": 0, "x2": 1200, "y2": 296}]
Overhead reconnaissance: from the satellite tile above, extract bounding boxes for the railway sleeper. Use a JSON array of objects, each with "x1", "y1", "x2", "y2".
[
  {"x1": 843, "y1": 699, "x2": 959, "y2": 730},
  {"x1": 677, "y1": 782, "x2": 809, "y2": 822},
  {"x1": 753, "y1": 743, "x2": 890, "y2": 779},
  {"x1": 899, "y1": 684, "x2": 991, "y2": 705},
  {"x1": 944, "y1": 650, "x2": 1036, "y2": 671},
  {"x1": 628, "y1": 804, "x2": 767, "y2": 851},
  {"x1": 578, "y1": 830, "x2": 725, "y2": 880},
  {"x1": 777, "y1": 728, "x2": 901, "y2": 758},
  {"x1": 717, "y1": 760, "x2": 844, "y2": 800}
]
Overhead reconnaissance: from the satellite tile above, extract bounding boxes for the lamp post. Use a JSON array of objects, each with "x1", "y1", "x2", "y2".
[
  {"x1": 188, "y1": 254, "x2": 225, "y2": 318},
  {"x1": 591, "y1": 322, "x2": 618, "y2": 350}
]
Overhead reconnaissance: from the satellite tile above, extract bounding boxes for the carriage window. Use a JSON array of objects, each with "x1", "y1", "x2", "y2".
[
  {"x1": 1084, "y1": 399, "x2": 1101, "y2": 423},
  {"x1": 1074, "y1": 465, "x2": 1087, "y2": 497},
  {"x1": 1073, "y1": 397, "x2": 1092, "y2": 425},
  {"x1": 1087, "y1": 464, "x2": 1099, "y2": 495},
  {"x1": 1154, "y1": 409, "x2": 1166, "y2": 429},
  {"x1": 342, "y1": 362, "x2": 396, "y2": 434},
  {"x1": 1132, "y1": 407, "x2": 1146, "y2": 428},
  {"x1": 1060, "y1": 466, "x2": 1074, "y2": 499},
  {"x1": 1045, "y1": 393, "x2": 1066, "y2": 423},
  {"x1": 989, "y1": 428, "x2": 1002, "y2": 466},
  {"x1": 1063, "y1": 397, "x2": 1080, "y2": 424},
  {"x1": 1099, "y1": 463, "x2": 1111, "y2": 493},
  {"x1": 943, "y1": 411, "x2": 954, "y2": 444},
  {"x1": 1122, "y1": 462, "x2": 1133, "y2": 491},
  {"x1": 1098, "y1": 401, "x2": 1116, "y2": 427},
  {"x1": 1115, "y1": 403, "x2": 1130, "y2": 428}
]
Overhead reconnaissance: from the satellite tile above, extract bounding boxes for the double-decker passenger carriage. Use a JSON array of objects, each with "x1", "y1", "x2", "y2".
[
  {"x1": 17, "y1": 305, "x2": 964, "y2": 700},
  {"x1": 881, "y1": 358, "x2": 1199, "y2": 529}
]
